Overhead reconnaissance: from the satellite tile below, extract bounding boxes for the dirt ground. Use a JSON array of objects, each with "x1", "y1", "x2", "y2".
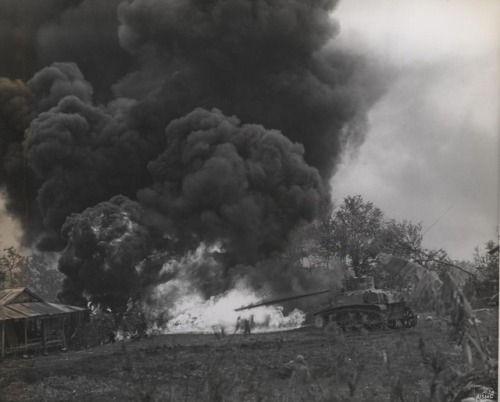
[{"x1": 0, "y1": 308, "x2": 497, "y2": 402}]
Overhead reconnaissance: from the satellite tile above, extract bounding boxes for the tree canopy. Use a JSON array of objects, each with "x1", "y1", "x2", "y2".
[
  {"x1": 462, "y1": 240, "x2": 499, "y2": 307},
  {"x1": 310, "y1": 195, "x2": 424, "y2": 278},
  {"x1": 301, "y1": 195, "x2": 481, "y2": 291},
  {"x1": 0, "y1": 246, "x2": 63, "y2": 301}
]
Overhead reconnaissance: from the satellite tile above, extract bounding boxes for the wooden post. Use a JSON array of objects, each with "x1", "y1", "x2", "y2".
[
  {"x1": 1, "y1": 320, "x2": 5, "y2": 358},
  {"x1": 61, "y1": 317, "x2": 67, "y2": 350},
  {"x1": 43, "y1": 319, "x2": 47, "y2": 353},
  {"x1": 1, "y1": 304, "x2": 4, "y2": 358},
  {"x1": 76, "y1": 311, "x2": 84, "y2": 349},
  {"x1": 24, "y1": 319, "x2": 28, "y2": 354}
]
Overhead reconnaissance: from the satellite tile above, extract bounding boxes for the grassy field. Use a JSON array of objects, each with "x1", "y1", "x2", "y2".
[{"x1": 0, "y1": 308, "x2": 497, "y2": 402}]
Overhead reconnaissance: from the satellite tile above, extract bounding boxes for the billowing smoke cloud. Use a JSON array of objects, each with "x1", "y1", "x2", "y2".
[
  {"x1": 36, "y1": 0, "x2": 134, "y2": 103},
  {"x1": 0, "y1": 0, "x2": 385, "y2": 312},
  {"x1": 0, "y1": 0, "x2": 132, "y2": 100},
  {"x1": 0, "y1": 0, "x2": 135, "y2": 242},
  {"x1": 57, "y1": 107, "x2": 325, "y2": 309},
  {"x1": 115, "y1": 0, "x2": 373, "y2": 176},
  {"x1": 0, "y1": 0, "x2": 78, "y2": 79},
  {"x1": 58, "y1": 195, "x2": 158, "y2": 311},
  {"x1": 139, "y1": 108, "x2": 324, "y2": 265},
  {"x1": 23, "y1": 63, "x2": 160, "y2": 248},
  {"x1": 27, "y1": 62, "x2": 94, "y2": 112}
]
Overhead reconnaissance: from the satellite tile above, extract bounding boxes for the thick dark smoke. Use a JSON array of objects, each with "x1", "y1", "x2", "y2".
[
  {"x1": 58, "y1": 195, "x2": 157, "y2": 311},
  {"x1": 0, "y1": 0, "x2": 76, "y2": 79},
  {"x1": 139, "y1": 108, "x2": 324, "y2": 265},
  {"x1": 24, "y1": 63, "x2": 160, "y2": 248},
  {"x1": 37, "y1": 0, "x2": 135, "y2": 103},
  {"x1": 0, "y1": 0, "x2": 135, "y2": 242},
  {"x1": 0, "y1": 0, "x2": 385, "y2": 311},
  {"x1": 115, "y1": 0, "x2": 371, "y2": 177},
  {"x1": 0, "y1": 0, "x2": 132, "y2": 100}
]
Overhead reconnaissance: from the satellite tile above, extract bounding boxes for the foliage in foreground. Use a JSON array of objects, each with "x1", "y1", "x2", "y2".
[
  {"x1": 462, "y1": 241, "x2": 499, "y2": 309},
  {"x1": 378, "y1": 253, "x2": 497, "y2": 402}
]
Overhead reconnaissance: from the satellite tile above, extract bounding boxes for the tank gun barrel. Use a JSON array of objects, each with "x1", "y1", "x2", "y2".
[{"x1": 235, "y1": 289, "x2": 330, "y2": 311}]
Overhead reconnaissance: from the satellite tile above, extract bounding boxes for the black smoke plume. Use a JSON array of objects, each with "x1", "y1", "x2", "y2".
[
  {"x1": 59, "y1": 195, "x2": 164, "y2": 312},
  {"x1": 139, "y1": 108, "x2": 324, "y2": 265},
  {"x1": 0, "y1": 0, "x2": 385, "y2": 311},
  {"x1": 24, "y1": 63, "x2": 160, "y2": 248},
  {"x1": 115, "y1": 0, "x2": 373, "y2": 177}
]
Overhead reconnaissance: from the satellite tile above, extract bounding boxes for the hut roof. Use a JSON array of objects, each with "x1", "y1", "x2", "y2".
[
  {"x1": 0, "y1": 288, "x2": 86, "y2": 321},
  {"x1": 0, "y1": 288, "x2": 44, "y2": 306}
]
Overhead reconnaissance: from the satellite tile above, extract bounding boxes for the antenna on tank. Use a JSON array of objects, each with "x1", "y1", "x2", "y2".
[{"x1": 422, "y1": 203, "x2": 453, "y2": 235}]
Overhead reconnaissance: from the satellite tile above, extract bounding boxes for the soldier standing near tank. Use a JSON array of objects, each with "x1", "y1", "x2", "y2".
[{"x1": 234, "y1": 315, "x2": 254, "y2": 336}]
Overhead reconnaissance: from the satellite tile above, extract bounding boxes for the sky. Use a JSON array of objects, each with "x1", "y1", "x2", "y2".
[{"x1": 330, "y1": 0, "x2": 499, "y2": 261}]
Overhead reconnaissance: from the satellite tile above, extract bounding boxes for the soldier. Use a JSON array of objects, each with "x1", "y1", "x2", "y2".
[
  {"x1": 285, "y1": 355, "x2": 312, "y2": 384},
  {"x1": 107, "y1": 331, "x2": 116, "y2": 344},
  {"x1": 284, "y1": 355, "x2": 314, "y2": 400},
  {"x1": 234, "y1": 316, "x2": 241, "y2": 333},
  {"x1": 234, "y1": 315, "x2": 254, "y2": 336}
]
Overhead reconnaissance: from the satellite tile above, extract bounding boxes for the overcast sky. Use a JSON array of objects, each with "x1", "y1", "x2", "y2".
[{"x1": 329, "y1": 0, "x2": 499, "y2": 261}]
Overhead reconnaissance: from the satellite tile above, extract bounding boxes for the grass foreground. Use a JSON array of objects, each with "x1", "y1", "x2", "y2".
[{"x1": 0, "y1": 308, "x2": 497, "y2": 402}]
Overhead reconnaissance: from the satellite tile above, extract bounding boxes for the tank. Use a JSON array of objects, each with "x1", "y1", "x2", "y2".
[
  {"x1": 312, "y1": 276, "x2": 418, "y2": 331},
  {"x1": 234, "y1": 276, "x2": 418, "y2": 332}
]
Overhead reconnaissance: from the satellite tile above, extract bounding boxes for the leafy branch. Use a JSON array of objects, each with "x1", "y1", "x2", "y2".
[{"x1": 377, "y1": 253, "x2": 493, "y2": 368}]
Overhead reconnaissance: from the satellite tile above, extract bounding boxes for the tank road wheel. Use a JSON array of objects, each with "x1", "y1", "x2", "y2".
[
  {"x1": 387, "y1": 319, "x2": 397, "y2": 329},
  {"x1": 314, "y1": 314, "x2": 326, "y2": 329},
  {"x1": 401, "y1": 308, "x2": 417, "y2": 328},
  {"x1": 346, "y1": 312, "x2": 365, "y2": 332},
  {"x1": 336, "y1": 312, "x2": 349, "y2": 332},
  {"x1": 346, "y1": 312, "x2": 356, "y2": 332},
  {"x1": 364, "y1": 312, "x2": 382, "y2": 330}
]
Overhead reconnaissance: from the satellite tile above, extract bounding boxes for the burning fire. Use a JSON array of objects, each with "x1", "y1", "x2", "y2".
[{"x1": 148, "y1": 279, "x2": 305, "y2": 334}]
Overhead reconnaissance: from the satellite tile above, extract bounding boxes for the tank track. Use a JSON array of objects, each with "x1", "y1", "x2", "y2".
[{"x1": 314, "y1": 305, "x2": 417, "y2": 332}]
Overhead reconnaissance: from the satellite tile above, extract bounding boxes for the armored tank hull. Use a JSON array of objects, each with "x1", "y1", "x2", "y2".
[
  {"x1": 312, "y1": 277, "x2": 418, "y2": 331},
  {"x1": 313, "y1": 301, "x2": 417, "y2": 331}
]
